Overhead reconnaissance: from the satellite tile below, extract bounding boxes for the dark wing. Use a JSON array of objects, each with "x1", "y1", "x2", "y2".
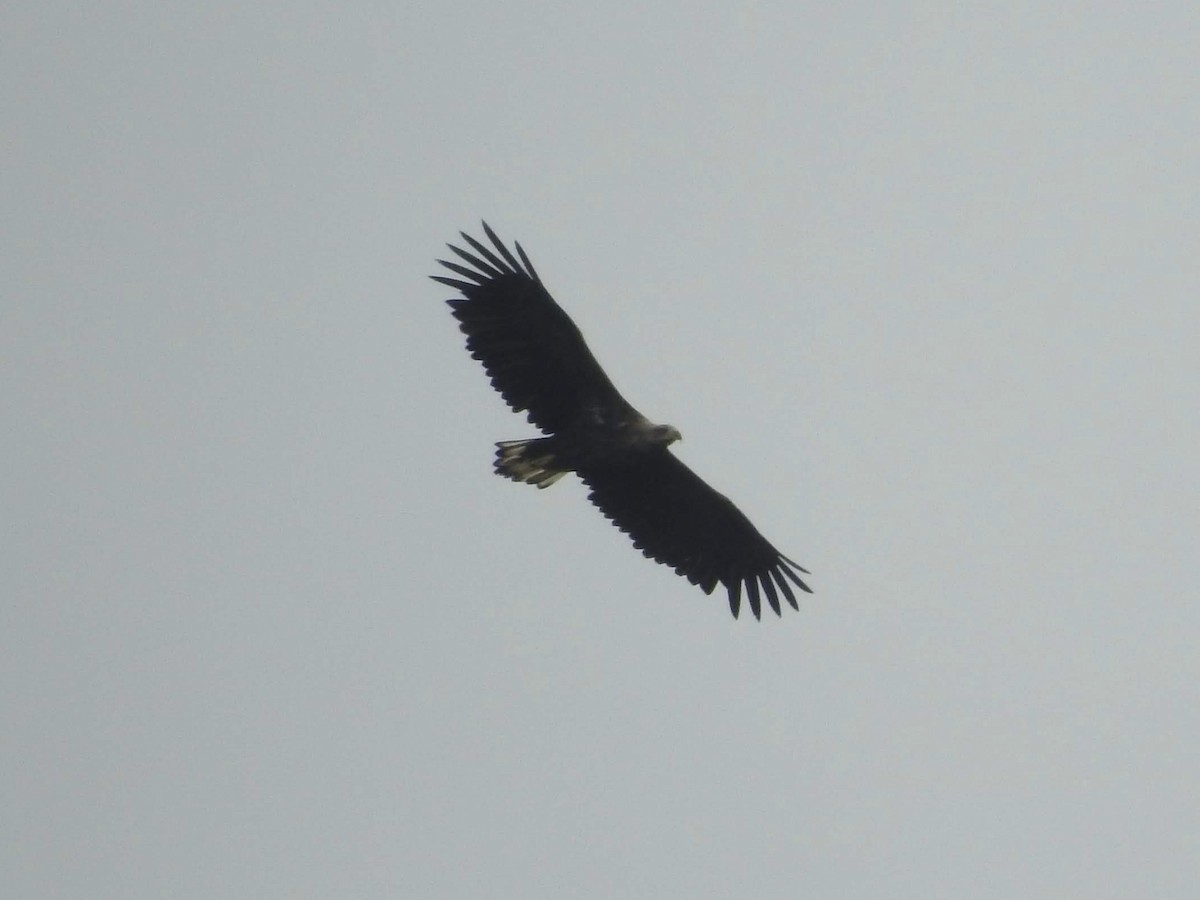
[
  {"x1": 431, "y1": 222, "x2": 635, "y2": 435},
  {"x1": 579, "y1": 452, "x2": 812, "y2": 619}
]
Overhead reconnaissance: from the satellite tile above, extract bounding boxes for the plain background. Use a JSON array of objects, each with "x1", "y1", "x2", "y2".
[{"x1": 5, "y1": 3, "x2": 1198, "y2": 898}]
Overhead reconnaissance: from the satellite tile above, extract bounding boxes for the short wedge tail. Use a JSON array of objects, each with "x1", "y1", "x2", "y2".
[{"x1": 494, "y1": 438, "x2": 568, "y2": 489}]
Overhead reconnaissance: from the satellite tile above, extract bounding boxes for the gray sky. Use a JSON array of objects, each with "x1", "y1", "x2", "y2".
[{"x1": 5, "y1": 3, "x2": 1198, "y2": 898}]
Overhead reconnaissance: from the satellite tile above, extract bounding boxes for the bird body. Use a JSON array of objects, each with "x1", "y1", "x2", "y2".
[{"x1": 432, "y1": 223, "x2": 811, "y2": 619}]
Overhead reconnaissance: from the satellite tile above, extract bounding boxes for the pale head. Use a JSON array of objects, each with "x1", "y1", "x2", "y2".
[{"x1": 651, "y1": 423, "x2": 683, "y2": 446}]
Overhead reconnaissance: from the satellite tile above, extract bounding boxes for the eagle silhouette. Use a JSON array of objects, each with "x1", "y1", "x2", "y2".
[{"x1": 433, "y1": 223, "x2": 812, "y2": 618}]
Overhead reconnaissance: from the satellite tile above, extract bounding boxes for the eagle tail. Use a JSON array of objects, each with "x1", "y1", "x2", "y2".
[{"x1": 494, "y1": 439, "x2": 568, "y2": 489}]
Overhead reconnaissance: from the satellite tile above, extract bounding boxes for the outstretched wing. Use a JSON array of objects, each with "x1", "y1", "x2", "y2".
[
  {"x1": 432, "y1": 222, "x2": 635, "y2": 435},
  {"x1": 579, "y1": 453, "x2": 812, "y2": 619}
]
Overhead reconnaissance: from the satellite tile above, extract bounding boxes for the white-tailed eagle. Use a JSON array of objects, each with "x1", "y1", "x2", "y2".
[{"x1": 432, "y1": 223, "x2": 812, "y2": 619}]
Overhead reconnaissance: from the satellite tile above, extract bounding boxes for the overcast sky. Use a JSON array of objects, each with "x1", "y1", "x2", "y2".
[{"x1": 5, "y1": 3, "x2": 1198, "y2": 898}]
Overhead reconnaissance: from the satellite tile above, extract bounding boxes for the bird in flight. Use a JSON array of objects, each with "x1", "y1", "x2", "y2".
[{"x1": 432, "y1": 223, "x2": 812, "y2": 618}]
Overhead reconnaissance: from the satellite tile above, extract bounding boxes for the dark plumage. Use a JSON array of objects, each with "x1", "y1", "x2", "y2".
[{"x1": 432, "y1": 222, "x2": 812, "y2": 618}]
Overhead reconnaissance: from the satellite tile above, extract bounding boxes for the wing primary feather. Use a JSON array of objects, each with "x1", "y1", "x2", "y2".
[
  {"x1": 727, "y1": 580, "x2": 742, "y2": 619},
  {"x1": 746, "y1": 577, "x2": 762, "y2": 621},
  {"x1": 448, "y1": 242, "x2": 504, "y2": 278},
  {"x1": 482, "y1": 221, "x2": 524, "y2": 273},
  {"x1": 458, "y1": 230, "x2": 512, "y2": 274},
  {"x1": 781, "y1": 553, "x2": 812, "y2": 576},
  {"x1": 778, "y1": 559, "x2": 814, "y2": 593},
  {"x1": 436, "y1": 259, "x2": 491, "y2": 284},
  {"x1": 515, "y1": 241, "x2": 540, "y2": 282},
  {"x1": 771, "y1": 568, "x2": 800, "y2": 611},
  {"x1": 430, "y1": 275, "x2": 475, "y2": 292},
  {"x1": 761, "y1": 572, "x2": 782, "y2": 617}
]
